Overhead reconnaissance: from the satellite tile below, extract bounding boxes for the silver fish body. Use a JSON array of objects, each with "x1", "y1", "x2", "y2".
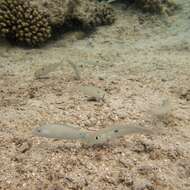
[
  {"x1": 85, "y1": 124, "x2": 152, "y2": 145},
  {"x1": 34, "y1": 61, "x2": 62, "y2": 79},
  {"x1": 33, "y1": 124, "x2": 87, "y2": 140},
  {"x1": 68, "y1": 61, "x2": 81, "y2": 80},
  {"x1": 33, "y1": 123, "x2": 153, "y2": 146},
  {"x1": 80, "y1": 85, "x2": 106, "y2": 101}
]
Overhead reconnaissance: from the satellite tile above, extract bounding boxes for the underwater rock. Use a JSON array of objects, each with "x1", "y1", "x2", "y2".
[{"x1": 0, "y1": 0, "x2": 51, "y2": 46}]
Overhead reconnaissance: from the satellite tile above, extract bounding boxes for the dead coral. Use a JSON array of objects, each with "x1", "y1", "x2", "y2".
[{"x1": 0, "y1": 0, "x2": 52, "y2": 46}]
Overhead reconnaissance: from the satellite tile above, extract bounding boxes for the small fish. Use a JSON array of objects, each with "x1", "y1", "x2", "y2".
[
  {"x1": 80, "y1": 85, "x2": 106, "y2": 102},
  {"x1": 34, "y1": 61, "x2": 62, "y2": 79},
  {"x1": 154, "y1": 99, "x2": 171, "y2": 116},
  {"x1": 68, "y1": 60, "x2": 81, "y2": 80},
  {"x1": 33, "y1": 124, "x2": 87, "y2": 140},
  {"x1": 107, "y1": 0, "x2": 117, "y2": 3},
  {"x1": 149, "y1": 98, "x2": 172, "y2": 121},
  {"x1": 85, "y1": 123, "x2": 153, "y2": 145},
  {"x1": 33, "y1": 123, "x2": 155, "y2": 146}
]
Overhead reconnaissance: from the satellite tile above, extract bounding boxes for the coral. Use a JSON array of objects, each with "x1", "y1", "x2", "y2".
[
  {"x1": 100, "y1": 0, "x2": 177, "y2": 15},
  {"x1": 0, "y1": 0, "x2": 115, "y2": 46},
  {"x1": 33, "y1": 0, "x2": 115, "y2": 29},
  {"x1": 72, "y1": 0, "x2": 115, "y2": 29},
  {"x1": 0, "y1": 0, "x2": 52, "y2": 46},
  {"x1": 31, "y1": 0, "x2": 73, "y2": 27},
  {"x1": 133, "y1": 0, "x2": 177, "y2": 14}
]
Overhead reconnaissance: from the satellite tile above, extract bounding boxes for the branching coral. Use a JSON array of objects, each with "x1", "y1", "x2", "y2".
[
  {"x1": 0, "y1": 0, "x2": 115, "y2": 46},
  {"x1": 0, "y1": 0, "x2": 52, "y2": 46},
  {"x1": 32, "y1": 0, "x2": 115, "y2": 29},
  {"x1": 72, "y1": 0, "x2": 115, "y2": 29}
]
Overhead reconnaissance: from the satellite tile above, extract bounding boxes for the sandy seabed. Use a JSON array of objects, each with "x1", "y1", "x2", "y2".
[{"x1": 0, "y1": 0, "x2": 190, "y2": 189}]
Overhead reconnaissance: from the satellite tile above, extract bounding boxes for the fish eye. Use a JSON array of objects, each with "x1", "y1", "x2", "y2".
[
  {"x1": 114, "y1": 129, "x2": 119, "y2": 133},
  {"x1": 37, "y1": 129, "x2": 41, "y2": 133},
  {"x1": 95, "y1": 136, "x2": 99, "y2": 140}
]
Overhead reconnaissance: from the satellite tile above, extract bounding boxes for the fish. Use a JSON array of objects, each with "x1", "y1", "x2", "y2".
[
  {"x1": 68, "y1": 60, "x2": 81, "y2": 80},
  {"x1": 149, "y1": 98, "x2": 172, "y2": 123},
  {"x1": 80, "y1": 85, "x2": 106, "y2": 102},
  {"x1": 34, "y1": 61, "x2": 62, "y2": 79},
  {"x1": 34, "y1": 60, "x2": 80, "y2": 80},
  {"x1": 33, "y1": 122, "x2": 154, "y2": 146},
  {"x1": 152, "y1": 99, "x2": 171, "y2": 117},
  {"x1": 85, "y1": 123, "x2": 153, "y2": 145},
  {"x1": 33, "y1": 124, "x2": 88, "y2": 140},
  {"x1": 107, "y1": 0, "x2": 117, "y2": 3}
]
